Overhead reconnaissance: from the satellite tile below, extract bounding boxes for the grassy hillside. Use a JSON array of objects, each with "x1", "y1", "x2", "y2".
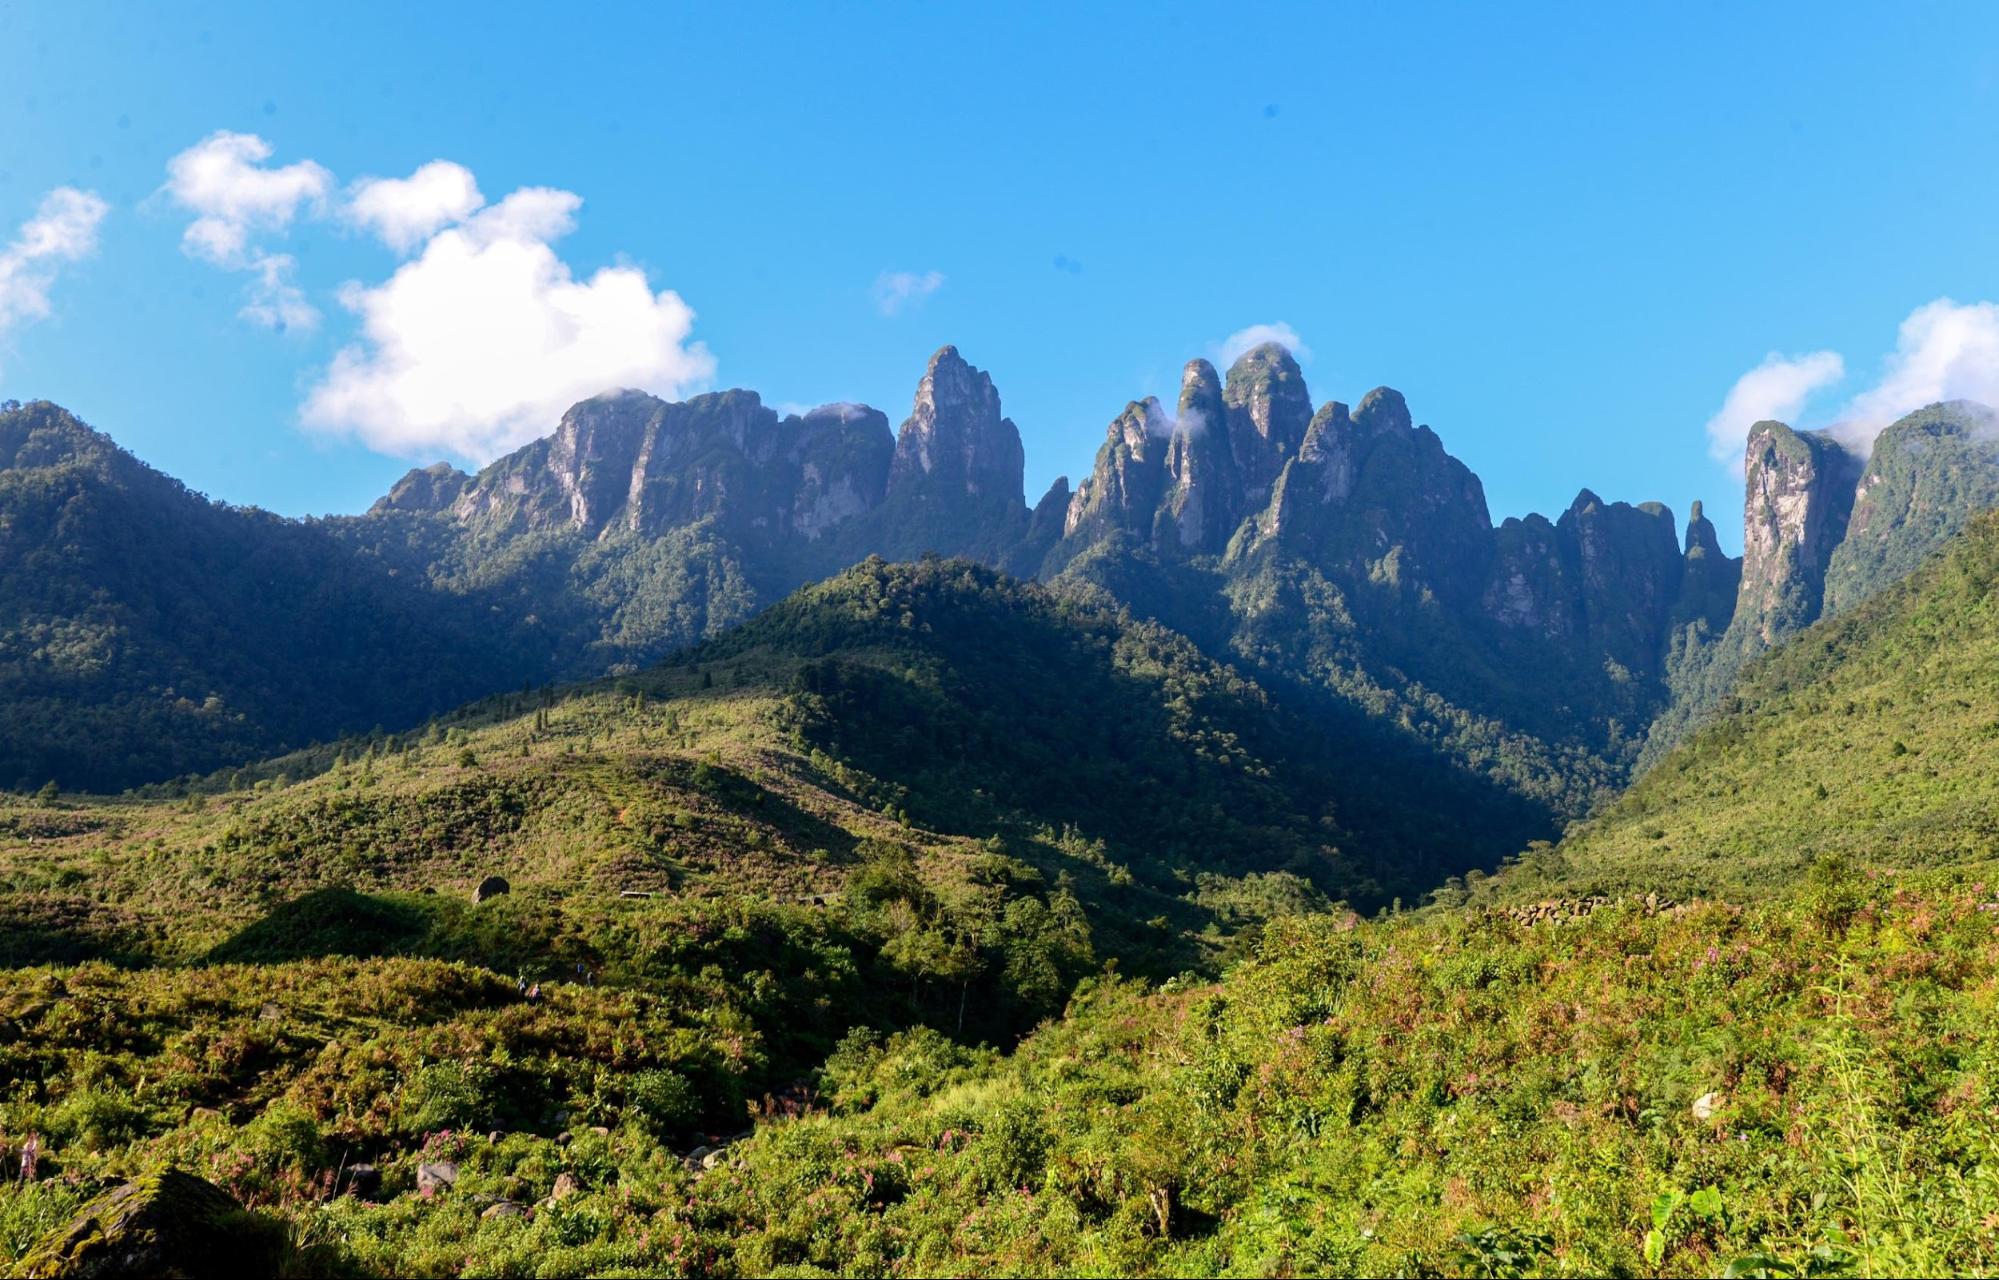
[
  {"x1": 4, "y1": 857, "x2": 1994, "y2": 1276},
  {"x1": 1499, "y1": 512, "x2": 1999, "y2": 902},
  {"x1": 13, "y1": 542, "x2": 1999, "y2": 1275}
]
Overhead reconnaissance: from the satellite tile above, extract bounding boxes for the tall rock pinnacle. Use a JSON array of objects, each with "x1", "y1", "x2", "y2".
[
  {"x1": 1733, "y1": 420, "x2": 1857, "y2": 647},
  {"x1": 1223, "y1": 342, "x2": 1313, "y2": 503},
  {"x1": 888, "y1": 345, "x2": 1026, "y2": 503}
]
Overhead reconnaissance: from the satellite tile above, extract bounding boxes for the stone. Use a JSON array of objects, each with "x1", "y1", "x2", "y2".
[
  {"x1": 16, "y1": 1168, "x2": 285, "y2": 1278},
  {"x1": 338, "y1": 1164, "x2": 381, "y2": 1199},
  {"x1": 1691, "y1": 1091, "x2": 1722, "y2": 1122},
  {"x1": 481, "y1": 1201, "x2": 527, "y2": 1221},
  {"x1": 550, "y1": 1172, "x2": 582, "y2": 1201},
  {"x1": 473, "y1": 875, "x2": 510, "y2": 903},
  {"x1": 416, "y1": 1161, "x2": 458, "y2": 1195}
]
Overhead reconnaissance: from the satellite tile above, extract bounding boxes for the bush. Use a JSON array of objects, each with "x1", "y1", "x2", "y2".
[{"x1": 626, "y1": 1069, "x2": 697, "y2": 1137}]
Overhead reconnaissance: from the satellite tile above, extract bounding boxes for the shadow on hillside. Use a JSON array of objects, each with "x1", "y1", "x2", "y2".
[
  {"x1": 204, "y1": 888, "x2": 430, "y2": 964},
  {"x1": 0, "y1": 894, "x2": 154, "y2": 968},
  {"x1": 673, "y1": 757, "x2": 862, "y2": 863}
]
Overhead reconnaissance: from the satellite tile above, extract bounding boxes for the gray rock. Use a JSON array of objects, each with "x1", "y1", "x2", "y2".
[
  {"x1": 339, "y1": 1164, "x2": 381, "y2": 1198},
  {"x1": 416, "y1": 1161, "x2": 459, "y2": 1195}
]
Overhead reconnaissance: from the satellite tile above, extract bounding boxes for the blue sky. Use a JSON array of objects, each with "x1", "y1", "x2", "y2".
[{"x1": 4, "y1": 1, "x2": 1999, "y2": 552}]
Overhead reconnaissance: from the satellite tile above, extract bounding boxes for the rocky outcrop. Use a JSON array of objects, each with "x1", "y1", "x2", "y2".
[
  {"x1": 1670, "y1": 499, "x2": 1741, "y2": 636},
  {"x1": 371, "y1": 462, "x2": 470, "y2": 516},
  {"x1": 1061, "y1": 399, "x2": 1171, "y2": 550},
  {"x1": 1483, "y1": 513, "x2": 1579, "y2": 639},
  {"x1": 1223, "y1": 342, "x2": 1313, "y2": 504},
  {"x1": 1004, "y1": 475, "x2": 1072, "y2": 577},
  {"x1": 1266, "y1": 385, "x2": 1494, "y2": 610},
  {"x1": 438, "y1": 390, "x2": 896, "y2": 548},
  {"x1": 786, "y1": 404, "x2": 893, "y2": 541},
  {"x1": 1731, "y1": 420, "x2": 1857, "y2": 649},
  {"x1": 888, "y1": 346, "x2": 1025, "y2": 503},
  {"x1": 1159, "y1": 360, "x2": 1243, "y2": 553},
  {"x1": 1824, "y1": 401, "x2": 1999, "y2": 615},
  {"x1": 17, "y1": 1169, "x2": 285, "y2": 1278},
  {"x1": 1558, "y1": 491, "x2": 1683, "y2": 676}
]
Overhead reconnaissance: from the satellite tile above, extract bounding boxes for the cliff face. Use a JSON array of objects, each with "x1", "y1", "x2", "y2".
[
  {"x1": 1223, "y1": 342, "x2": 1314, "y2": 505},
  {"x1": 434, "y1": 347, "x2": 1030, "y2": 564},
  {"x1": 1731, "y1": 420, "x2": 1858, "y2": 648},
  {"x1": 888, "y1": 345, "x2": 1024, "y2": 503}
]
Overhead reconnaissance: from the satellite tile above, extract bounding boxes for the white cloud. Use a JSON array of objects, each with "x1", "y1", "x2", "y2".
[
  {"x1": 1706, "y1": 298, "x2": 1999, "y2": 466},
  {"x1": 345, "y1": 161, "x2": 485, "y2": 254},
  {"x1": 0, "y1": 187, "x2": 110, "y2": 353},
  {"x1": 1703, "y1": 350, "x2": 1845, "y2": 469},
  {"x1": 302, "y1": 184, "x2": 714, "y2": 462},
  {"x1": 1833, "y1": 298, "x2": 1999, "y2": 449},
  {"x1": 873, "y1": 269, "x2": 943, "y2": 316},
  {"x1": 239, "y1": 254, "x2": 318, "y2": 333},
  {"x1": 1214, "y1": 322, "x2": 1311, "y2": 367},
  {"x1": 164, "y1": 131, "x2": 333, "y2": 331},
  {"x1": 165, "y1": 131, "x2": 331, "y2": 265}
]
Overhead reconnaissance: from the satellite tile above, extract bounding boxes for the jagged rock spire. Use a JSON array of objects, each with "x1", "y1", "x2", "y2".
[
  {"x1": 1223, "y1": 342, "x2": 1313, "y2": 502},
  {"x1": 889, "y1": 345, "x2": 1025, "y2": 502}
]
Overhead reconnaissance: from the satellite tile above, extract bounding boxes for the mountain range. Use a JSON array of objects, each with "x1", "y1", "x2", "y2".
[{"x1": 4, "y1": 351, "x2": 1996, "y2": 874}]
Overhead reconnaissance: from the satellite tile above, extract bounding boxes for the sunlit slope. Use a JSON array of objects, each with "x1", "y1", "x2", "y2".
[{"x1": 1517, "y1": 512, "x2": 1999, "y2": 899}]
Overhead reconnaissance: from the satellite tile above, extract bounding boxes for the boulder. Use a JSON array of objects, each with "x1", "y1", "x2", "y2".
[
  {"x1": 16, "y1": 1168, "x2": 285, "y2": 1278},
  {"x1": 416, "y1": 1161, "x2": 459, "y2": 1195},
  {"x1": 337, "y1": 1163, "x2": 380, "y2": 1199},
  {"x1": 473, "y1": 875, "x2": 510, "y2": 904},
  {"x1": 550, "y1": 1172, "x2": 582, "y2": 1201}
]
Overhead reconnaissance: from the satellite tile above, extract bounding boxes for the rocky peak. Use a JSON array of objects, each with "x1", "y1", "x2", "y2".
[
  {"x1": 1823, "y1": 400, "x2": 1999, "y2": 615},
  {"x1": 1683, "y1": 498, "x2": 1721, "y2": 556},
  {"x1": 1483, "y1": 513, "x2": 1579, "y2": 637},
  {"x1": 1556, "y1": 491, "x2": 1684, "y2": 671},
  {"x1": 1061, "y1": 399, "x2": 1170, "y2": 542},
  {"x1": 1352, "y1": 386, "x2": 1413, "y2": 436},
  {"x1": 783, "y1": 402, "x2": 894, "y2": 541},
  {"x1": 547, "y1": 389, "x2": 666, "y2": 534},
  {"x1": 370, "y1": 462, "x2": 470, "y2": 516},
  {"x1": 1733, "y1": 420, "x2": 1857, "y2": 646},
  {"x1": 1159, "y1": 359, "x2": 1243, "y2": 551},
  {"x1": 1671, "y1": 497, "x2": 1741, "y2": 636},
  {"x1": 888, "y1": 345, "x2": 1025, "y2": 503},
  {"x1": 1223, "y1": 343, "x2": 1313, "y2": 501}
]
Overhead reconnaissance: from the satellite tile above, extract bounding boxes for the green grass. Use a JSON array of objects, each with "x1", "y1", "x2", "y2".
[{"x1": 1492, "y1": 512, "x2": 1999, "y2": 902}]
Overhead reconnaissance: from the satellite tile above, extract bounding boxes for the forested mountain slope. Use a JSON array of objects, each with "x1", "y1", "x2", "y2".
[{"x1": 1503, "y1": 510, "x2": 1999, "y2": 900}]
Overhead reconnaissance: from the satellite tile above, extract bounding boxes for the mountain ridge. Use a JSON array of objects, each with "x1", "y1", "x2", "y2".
[{"x1": 5, "y1": 363, "x2": 1997, "y2": 865}]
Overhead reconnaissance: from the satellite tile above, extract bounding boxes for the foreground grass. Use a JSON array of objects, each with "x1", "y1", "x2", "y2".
[{"x1": 3, "y1": 857, "x2": 1995, "y2": 1277}]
